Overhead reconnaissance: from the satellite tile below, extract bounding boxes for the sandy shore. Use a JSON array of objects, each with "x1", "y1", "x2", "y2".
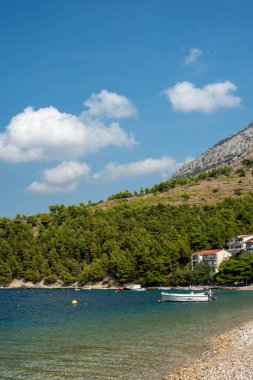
[{"x1": 164, "y1": 320, "x2": 253, "y2": 380}]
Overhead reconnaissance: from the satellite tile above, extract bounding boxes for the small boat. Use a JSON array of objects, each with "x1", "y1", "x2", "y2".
[
  {"x1": 124, "y1": 284, "x2": 146, "y2": 291},
  {"x1": 160, "y1": 290, "x2": 215, "y2": 302}
]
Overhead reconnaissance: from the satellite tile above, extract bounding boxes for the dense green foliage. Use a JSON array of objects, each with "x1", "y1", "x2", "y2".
[
  {"x1": 1, "y1": 193, "x2": 253, "y2": 286},
  {"x1": 170, "y1": 263, "x2": 212, "y2": 286},
  {"x1": 216, "y1": 253, "x2": 253, "y2": 285},
  {"x1": 107, "y1": 190, "x2": 134, "y2": 200}
]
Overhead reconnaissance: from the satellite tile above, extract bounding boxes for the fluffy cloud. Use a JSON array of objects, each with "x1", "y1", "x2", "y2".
[
  {"x1": 93, "y1": 156, "x2": 180, "y2": 182},
  {"x1": 83, "y1": 89, "x2": 137, "y2": 119},
  {"x1": 163, "y1": 81, "x2": 241, "y2": 113},
  {"x1": 28, "y1": 157, "x2": 182, "y2": 194},
  {"x1": 28, "y1": 181, "x2": 78, "y2": 194},
  {"x1": 184, "y1": 48, "x2": 202, "y2": 65},
  {"x1": 28, "y1": 161, "x2": 90, "y2": 194},
  {"x1": 0, "y1": 103, "x2": 135, "y2": 163}
]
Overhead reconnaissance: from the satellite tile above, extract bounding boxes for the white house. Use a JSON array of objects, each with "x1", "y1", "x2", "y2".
[
  {"x1": 191, "y1": 249, "x2": 232, "y2": 273},
  {"x1": 227, "y1": 234, "x2": 253, "y2": 255}
]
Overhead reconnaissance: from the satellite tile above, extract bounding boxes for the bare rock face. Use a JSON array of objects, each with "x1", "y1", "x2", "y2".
[{"x1": 174, "y1": 122, "x2": 253, "y2": 178}]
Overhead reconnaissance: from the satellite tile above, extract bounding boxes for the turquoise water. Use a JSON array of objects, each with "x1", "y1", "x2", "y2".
[{"x1": 1, "y1": 289, "x2": 253, "y2": 380}]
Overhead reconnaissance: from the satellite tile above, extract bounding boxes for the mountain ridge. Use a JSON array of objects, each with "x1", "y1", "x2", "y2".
[{"x1": 174, "y1": 121, "x2": 253, "y2": 178}]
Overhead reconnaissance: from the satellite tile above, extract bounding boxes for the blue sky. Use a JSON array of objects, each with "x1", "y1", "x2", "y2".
[{"x1": 0, "y1": 0, "x2": 253, "y2": 217}]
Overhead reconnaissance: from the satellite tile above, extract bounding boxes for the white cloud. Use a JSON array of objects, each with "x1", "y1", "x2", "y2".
[
  {"x1": 93, "y1": 156, "x2": 181, "y2": 182},
  {"x1": 42, "y1": 161, "x2": 90, "y2": 185},
  {"x1": 28, "y1": 161, "x2": 90, "y2": 194},
  {"x1": 83, "y1": 89, "x2": 137, "y2": 119},
  {"x1": 28, "y1": 181, "x2": 77, "y2": 194},
  {"x1": 0, "y1": 103, "x2": 136, "y2": 163},
  {"x1": 184, "y1": 48, "x2": 202, "y2": 65},
  {"x1": 163, "y1": 81, "x2": 241, "y2": 113},
  {"x1": 28, "y1": 156, "x2": 185, "y2": 194}
]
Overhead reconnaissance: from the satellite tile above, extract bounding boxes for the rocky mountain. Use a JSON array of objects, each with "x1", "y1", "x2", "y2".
[{"x1": 174, "y1": 121, "x2": 253, "y2": 178}]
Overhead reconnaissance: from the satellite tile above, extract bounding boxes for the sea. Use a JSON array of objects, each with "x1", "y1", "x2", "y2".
[{"x1": 0, "y1": 288, "x2": 253, "y2": 380}]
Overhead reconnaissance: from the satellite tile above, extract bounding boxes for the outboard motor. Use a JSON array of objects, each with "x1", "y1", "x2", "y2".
[{"x1": 205, "y1": 290, "x2": 217, "y2": 300}]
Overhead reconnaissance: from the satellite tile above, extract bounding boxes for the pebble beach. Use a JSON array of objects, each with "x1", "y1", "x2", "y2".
[{"x1": 164, "y1": 320, "x2": 253, "y2": 380}]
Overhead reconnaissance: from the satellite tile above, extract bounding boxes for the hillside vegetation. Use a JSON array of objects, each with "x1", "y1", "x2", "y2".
[
  {"x1": 1, "y1": 159, "x2": 253, "y2": 287},
  {"x1": 100, "y1": 158, "x2": 253, "y2": 209}
]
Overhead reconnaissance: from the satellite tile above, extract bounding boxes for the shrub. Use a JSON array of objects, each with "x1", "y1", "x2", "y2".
[
  {"x1": 44, "y1": 274, "x2": 57, "y2": 284},
  {"x1": 242, "y1": 158, "x2": 253, "y2": 168},
  {"x1": 62, "y1": 272, "x2": 75, "y2": 285},
  {"x1": 181, "y1": 193, "x2": 190, "y2": 201},
  {"x1": 234, "y1": 188, "x2": 242, "y2": 196},
  {"x1": 108, "y1": 190, "x2": 133, "y2": 200},
  {"x1": 236, "y1": 168, "x2": 246, "y2": 177}
]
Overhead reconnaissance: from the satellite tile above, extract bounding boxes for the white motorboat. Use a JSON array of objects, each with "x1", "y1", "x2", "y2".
[
  {"x1": 124, "y1": 284, "x2": 146, "y2": 291},
  {"x1": 161, "y1": 290, "x2": 215, "y2": 302}
]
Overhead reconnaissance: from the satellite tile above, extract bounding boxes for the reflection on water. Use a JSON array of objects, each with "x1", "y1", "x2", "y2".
[{"x1": 0, "y1": 289, "x2": 253, "y2": 379}]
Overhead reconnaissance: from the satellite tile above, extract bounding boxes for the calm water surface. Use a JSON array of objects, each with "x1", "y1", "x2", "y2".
[{"x1": 1, "y1": 289, "x2": 253, "y2": 379}]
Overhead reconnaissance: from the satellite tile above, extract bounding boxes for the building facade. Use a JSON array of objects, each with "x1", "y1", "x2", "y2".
[
  {"x1": 191, "y1": 249, "x2": 232, "y2": 273},
  {"x1": 227, "y1": 234, "x2": 253, "y2": 255}
]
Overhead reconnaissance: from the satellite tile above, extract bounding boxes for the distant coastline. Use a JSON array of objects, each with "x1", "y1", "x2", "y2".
[{"x1": 2, "y1": 278, "x2": 253, "y2": 291}]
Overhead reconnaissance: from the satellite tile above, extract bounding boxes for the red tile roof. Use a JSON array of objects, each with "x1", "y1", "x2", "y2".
[{"x1": 192, "y1": 249, "x2": 222, "y2": 255}]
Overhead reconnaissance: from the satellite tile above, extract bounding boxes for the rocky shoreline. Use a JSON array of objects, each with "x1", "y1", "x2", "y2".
[
  {"x1": 164, "y1": 320, "x2": 253, "y2": 380},
  {"x1": 2, "y1": 279, "x2": 253, "y2": 291},
  {"x1": 2, "y1": 278, "x2": 118, "y2": 289}
]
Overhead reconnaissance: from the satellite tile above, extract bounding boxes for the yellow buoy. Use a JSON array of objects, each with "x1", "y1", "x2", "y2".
[{"x1": 72, "y1": 299, "x2": 78, "y2": 304}]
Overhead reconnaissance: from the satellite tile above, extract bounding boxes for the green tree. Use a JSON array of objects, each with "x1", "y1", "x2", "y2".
[
  {"x1": 110, "y1": 249, "x2": 136, "y2": 284},
  {"x1": 216, "y1": 254, "x2": 253, "y2": 285},
  {"x1": 0, "y1": 260, "x2": 12, "y2": 283}
]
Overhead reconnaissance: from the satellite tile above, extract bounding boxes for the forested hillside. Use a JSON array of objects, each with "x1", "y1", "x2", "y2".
[{"x1": 1, "y1": 192, "x2": 253, "y2": 286}]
